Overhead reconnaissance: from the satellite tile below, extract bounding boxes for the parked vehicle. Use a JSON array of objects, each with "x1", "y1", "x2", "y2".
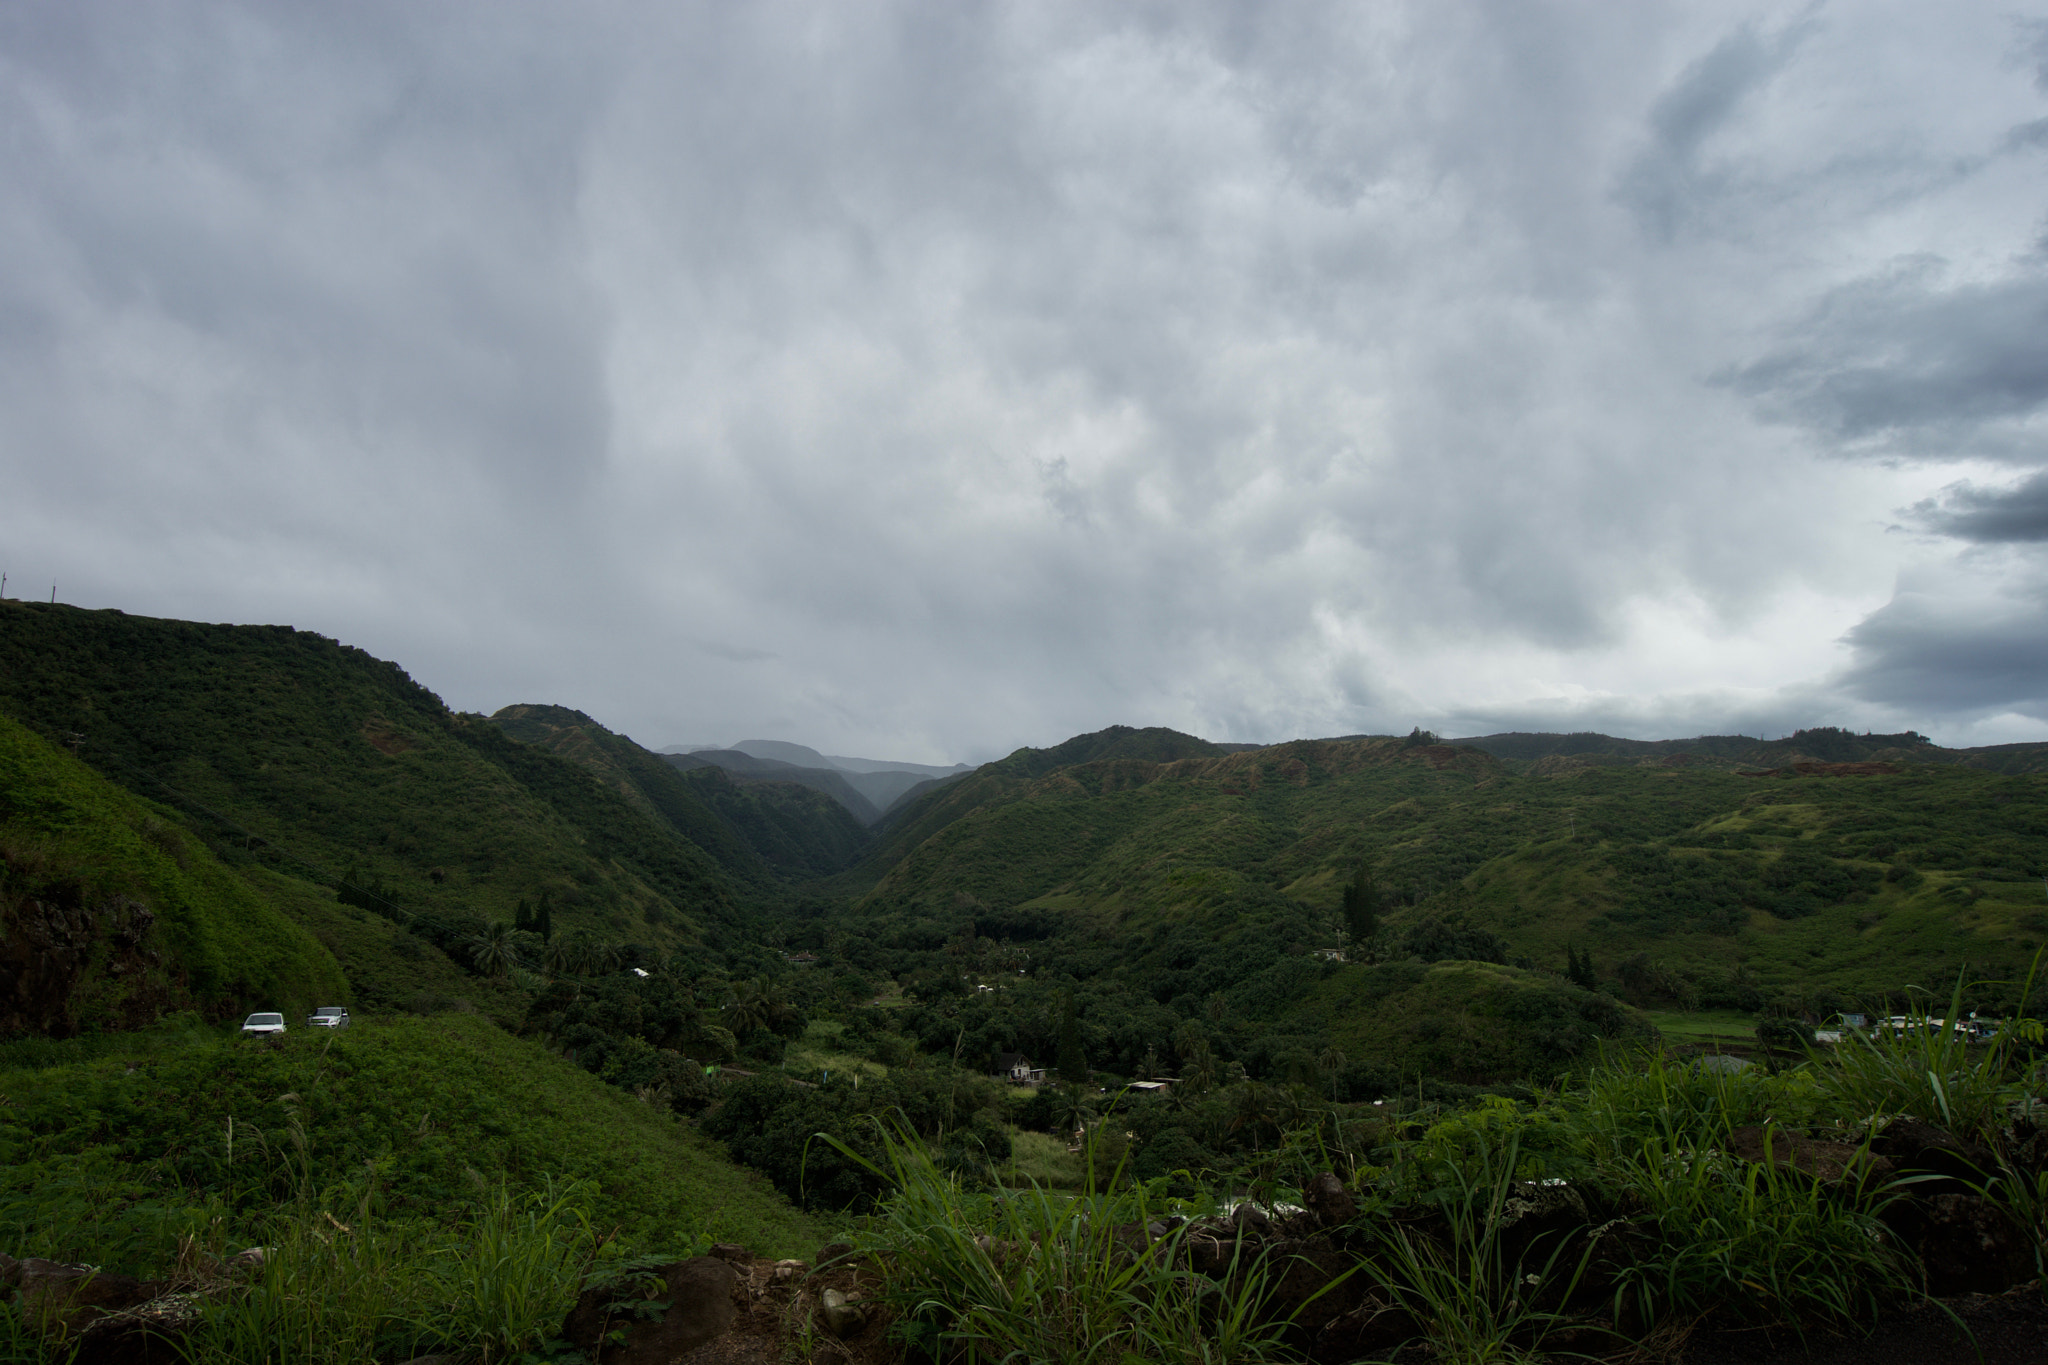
[
  {"x1": 240, "y1": 1012, "x2": 287, "y2": 1037},
  {"x1": 306, "y1": 1007, "x2": 351, "y2": 1029}
]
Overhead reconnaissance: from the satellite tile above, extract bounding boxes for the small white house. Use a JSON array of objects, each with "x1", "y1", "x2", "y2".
[{"x1": 993, "y1": 1052, "x2": 1047, "y2": 1085}]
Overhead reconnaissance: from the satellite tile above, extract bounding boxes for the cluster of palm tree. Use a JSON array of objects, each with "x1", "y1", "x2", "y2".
[
  {"x1": 463, "y1": 921, "x2": 629, "y2": 980},
  {"x1": 722, "y1": 975, "x2": 801, "y2": 1038}
]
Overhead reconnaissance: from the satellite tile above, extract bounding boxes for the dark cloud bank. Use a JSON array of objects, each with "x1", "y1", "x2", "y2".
[{"x1": 3, "y1": 2, "x2": 2048, "y2": 760}]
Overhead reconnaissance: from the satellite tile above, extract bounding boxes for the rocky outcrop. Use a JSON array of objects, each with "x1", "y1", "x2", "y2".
[
  {"x1": 1871, "y1": 1116, "x2": 2001, "y2": 1188},
  {"x1": 1725, "y1": 1124, "x2": 1892, "y2": 1185},
  {"x1": 560, "y1": 1256, "x2": 739, "y2": 1364},
  {"x1": 556, "y1": 1246, "x2": 894, "y2": 1365},
  {"x1": 0, "y1": 883, "x2": 178, "y2": 1037}
]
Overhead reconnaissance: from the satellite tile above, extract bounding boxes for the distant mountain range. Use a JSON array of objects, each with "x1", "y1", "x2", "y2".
[{"x1": 660, "y1": 739, "x2": 972, "y2": 825}]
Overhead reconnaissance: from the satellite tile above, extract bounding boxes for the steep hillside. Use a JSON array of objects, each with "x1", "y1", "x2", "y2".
[
  {"x1": 487, "y1": 704, "x2": 873, "y2": 881},
  {"x1": 488, "y1": 705, "x2": 777, "y2": 883},
  {"x1": 0, "y1": 711, "x2": 346, "y2": 1034},
  {"x1": 672, "y1": 750, "x2": 884, "y2": 825},
  {"x1": 0, "y1": 1012, "x2": 833, "y2": 1264},
  {"x1": 0, "y1": 602, "x2": 750, "y2": 955},
  {"x1": 668, "y1": 765, "x2": 873, "y2": 878},
  {"x1": 727, "y1": 741, "x2": 964, "y2": 812},
  {"x1": 855, "y1": 735, "x2": 1494, "y2": 918}
]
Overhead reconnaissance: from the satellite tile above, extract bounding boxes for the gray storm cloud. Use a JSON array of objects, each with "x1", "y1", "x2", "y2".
[{"x1": 3, "y1": 1, "x2": 2048, "y2": 758}]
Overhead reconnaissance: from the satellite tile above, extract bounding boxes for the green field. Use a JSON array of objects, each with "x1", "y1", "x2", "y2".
[{"x1": 1641, "y1": 1008, "x2": 1756, "y2": 1046}]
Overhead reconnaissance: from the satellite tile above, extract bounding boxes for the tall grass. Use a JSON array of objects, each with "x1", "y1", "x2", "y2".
[
  {"x1": 1569, "y1": 1047, "x2": 1814, "y2": 1161},
  {"x1": 175, "y1": 1182, "x2": 599, "y2": 1365},
  {"x1": 1600, "y1": 1131, "x2": 1911, "y2": 1334},
  {"x1": 1359, "y1": 1134, "x2": 1608, "y2": 1365},
  {"x1": 829, "y1": 1120, "x2": 1319, "y2": 1364},
  {"x1": 1565, "y1": 1048, "x2": 1915, "y2": 1339},
  {"x1": 1816, "y1": 965, "x2": 2041, "y2": 1143},
  {"x1": 0, "y1": 1013, "x2": 219, "y2": 1072}
]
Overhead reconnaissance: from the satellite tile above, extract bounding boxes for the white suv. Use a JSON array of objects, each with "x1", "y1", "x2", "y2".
[
  {"x1": 306, "y1": 1007, "x2": 351, "y2": 1029},
  {"x1": 240, "y1": 1012, "x2": 287, "y2": 1037}
]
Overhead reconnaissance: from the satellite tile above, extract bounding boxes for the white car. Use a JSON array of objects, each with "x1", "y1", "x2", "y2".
[
  {"x1": 240, "y1": 1012, "x2": 287, "y2": 1037},
  {"x1": 306, "y1": 1007, "x2": 351, "y2": 1029}
]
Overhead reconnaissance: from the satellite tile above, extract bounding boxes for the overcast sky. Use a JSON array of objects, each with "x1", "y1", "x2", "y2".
[{"x1": 5, "y1": 2, "x2": 2048, "y2": 763}]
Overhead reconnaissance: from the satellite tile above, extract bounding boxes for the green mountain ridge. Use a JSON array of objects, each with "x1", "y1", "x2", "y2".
[
  {"x1": 489, "y1": 704, "x2": 872, "y2": 882},
  {"x1": 1447, "y1": 725, "x2": 2048, "y2": 774},
  {"x1": 828, "y1": 732, "x2": 2048, "y2": 1021},
  {"x1": 8, "y1": 599, "x2": 2046, "y2": 1088},
  {"x1": 0, "y1": 602, "x2": 757, "y2": 970}
]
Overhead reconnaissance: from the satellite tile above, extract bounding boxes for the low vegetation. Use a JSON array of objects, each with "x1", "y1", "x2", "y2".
[{"x1": 0, "y1": 1013, "x2": 830, "y2": 1268}]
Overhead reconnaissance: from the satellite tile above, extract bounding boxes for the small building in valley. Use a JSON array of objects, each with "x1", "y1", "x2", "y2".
[{"x1": 993, "y1": 1052, "x2": 1046, "y2": 1085}]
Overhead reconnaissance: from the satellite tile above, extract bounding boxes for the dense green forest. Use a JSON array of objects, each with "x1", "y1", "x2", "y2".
[{"x1": 4, "y1": 601, "x2": 2046, "y2": 1363}]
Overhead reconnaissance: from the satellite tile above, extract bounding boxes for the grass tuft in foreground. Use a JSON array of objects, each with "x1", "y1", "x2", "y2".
[{"x1": 832, "y1": 1120, "x2": 1322, "y2": 1364}]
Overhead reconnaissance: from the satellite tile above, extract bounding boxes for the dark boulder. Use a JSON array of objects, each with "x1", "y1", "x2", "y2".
[
  {"x1": 16, "y1": 1260, "x2": 164, "y2": 1338},
  {"x1": 1882, "y1": 1194, "x2": 2034, "y2": 1297},
  {"x1": 1304, "y1": 1172, "x2": 1357, "y2": 1229},
  {"x1": 67, "y1": 1293, "x2": 200, "y2": 1365},
  {"x1": 558, "y1": 1256, "x2": 738, "y2": 1364},
  {"x1": 1726, "y1": 1125, "x2": 1891, "y2": 1185},
  {"x1": 1312, "y1": 1294, "x2": 1418, "y2": 1362},
  {"x1": 1870, "y1": 1117, "x2": 1999, "y2": 1188}
]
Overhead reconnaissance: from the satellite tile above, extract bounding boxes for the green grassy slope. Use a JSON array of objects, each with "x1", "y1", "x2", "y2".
[
  {"x1": 0, "y1": 711, "x2": 346, "y2": 1033},
  {"x1": 1288, "y1": 958, "x2": 1657, "y2": 1084},
  {"x1": 831, "y1": 725, "x2": 1225, "y2": 895},
  {"x1": 0, "y1": 1012, "x2": 834, "y2": 1266},
  {"x1": 1455, "y1": 762, "x2": 2048, "y2": 1007},
  {"x1": 237, "y1": 865, "x2": 529, "y2": 1028},
  {"x1": 0, "y1": 602, "x2": 750, "y2": 955},
  {"x1": 840, "y1": 733, "x2": 2047, "y2": 1011}
]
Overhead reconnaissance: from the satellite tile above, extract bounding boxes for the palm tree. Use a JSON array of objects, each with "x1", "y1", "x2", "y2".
[
  {"x1": 1180, "y1": 1044, "x2": 1218, "y2": 1097},
  {"x1": 543, "y1": 933, "x2": 579, "y2": 976},
  {"x1": 1051, "y1": 1086, "x2": 1098, "y2": 1145},
  {"x1": 1227, "y1": 1082, "x2": 1281, "y2": 1145},
  {"x1": 467, "y1": 921, "x2": 520, "y2": 978},
  {"x1": 724, "y1": 978, "x2": 770, "y2": 1037}
]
